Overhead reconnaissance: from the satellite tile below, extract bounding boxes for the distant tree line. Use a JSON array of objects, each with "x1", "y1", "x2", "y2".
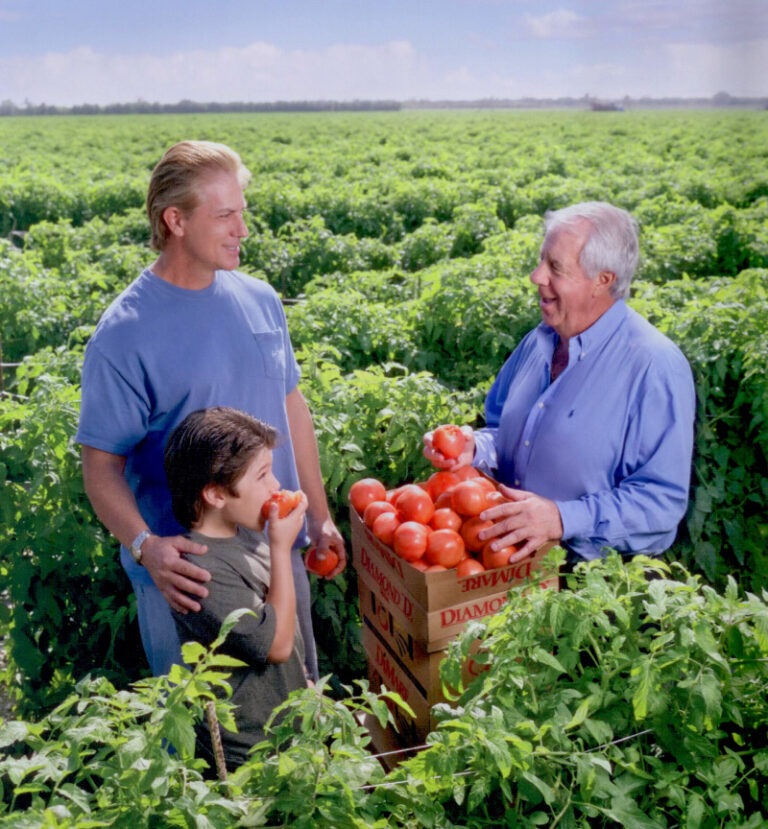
[
  {"x1": 0, "y1": 92, "x2": 765, "y2": 117},
  {"x1": 0, "y1": 98, "x2": 402, "y2": 116}
]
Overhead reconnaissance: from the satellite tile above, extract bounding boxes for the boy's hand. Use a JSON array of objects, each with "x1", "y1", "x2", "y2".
[{"x1": 266, "y1": 491, "x2": 309, "y2": 552}]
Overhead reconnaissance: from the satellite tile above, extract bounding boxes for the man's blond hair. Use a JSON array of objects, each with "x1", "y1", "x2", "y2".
[{"x1": 146, "y1": 140, "x2": 252, "y2": 251}]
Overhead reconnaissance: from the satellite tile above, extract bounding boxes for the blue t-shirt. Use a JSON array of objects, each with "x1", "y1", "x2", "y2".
[
  {"x1": 473, "y1": 300, "x2": 696, "y2": 561},
  {"x1": 76, "y1": 268, "x2": 304, "y2": 582}
]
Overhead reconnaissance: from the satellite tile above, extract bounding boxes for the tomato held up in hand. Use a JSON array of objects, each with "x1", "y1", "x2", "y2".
[
  {"x1": 305, "y1": 546, "x2": 339, "y2": 577},
  {"x1": 432, "y1": 424, "x2": 466, "y2": 460},
  {"x1": 261, "y1": 490, "x2": 302, "y2": 519}
]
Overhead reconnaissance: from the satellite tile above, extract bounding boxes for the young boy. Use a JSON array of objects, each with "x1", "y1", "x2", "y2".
[{"x1": 164, "y1": 405, "x2": 309, "y2": 772}]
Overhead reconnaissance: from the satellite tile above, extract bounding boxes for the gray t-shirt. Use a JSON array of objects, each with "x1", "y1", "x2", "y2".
[{"x1": 172, "y1": 527, "x2": 307, "y2": 770}]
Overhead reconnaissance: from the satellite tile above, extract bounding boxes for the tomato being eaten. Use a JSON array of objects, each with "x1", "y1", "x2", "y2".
[{"x1": 261, "y1": 489, "x2": 301, "y2": 520}]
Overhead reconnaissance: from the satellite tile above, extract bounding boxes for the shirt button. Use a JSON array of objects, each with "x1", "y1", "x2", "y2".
[
  {"x1": 524, "y1": 440, "x2": 530, "y2": 447},
  {"x1": 538, "y1": 402, "x2": 544, "y2": 408},
  {"x1": 514, "y1": 480, "x2": 520, "y2": 486}
]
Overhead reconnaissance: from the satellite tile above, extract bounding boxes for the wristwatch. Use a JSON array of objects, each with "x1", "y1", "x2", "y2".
[{"x1": 129, "y1": 529, "x2": 153, "y2": 565}]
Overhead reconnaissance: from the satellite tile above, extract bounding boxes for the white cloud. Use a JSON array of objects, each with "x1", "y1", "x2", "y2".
[
  {"x1": 0, "y1": 40, "x2": 441, "y2": 106},
  {"x1": 523, "y1": 8, "x2": 591, "y2": 38}
]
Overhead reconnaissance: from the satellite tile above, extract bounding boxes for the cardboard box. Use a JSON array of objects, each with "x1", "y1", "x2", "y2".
[
  {"x1": 359, "y1": 579, "x2": 489, "y2": 696},
  {"x1": 351, "y1": 505, "x2": 558, "y2": 648}
]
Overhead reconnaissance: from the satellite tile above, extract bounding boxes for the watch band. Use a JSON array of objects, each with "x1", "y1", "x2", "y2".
[{"x1": 129, "y1": 529, "x2": 152, "y2": 565}]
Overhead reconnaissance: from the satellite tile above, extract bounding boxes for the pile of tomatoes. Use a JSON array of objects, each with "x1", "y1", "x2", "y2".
[{"x1": 349, "y1": 470, "x2": 519, "y2": 576}]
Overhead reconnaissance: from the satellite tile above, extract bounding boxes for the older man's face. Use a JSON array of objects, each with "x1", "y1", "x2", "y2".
[{"x1": 530, "y1": 220, "x2": 615, "y2": 340}]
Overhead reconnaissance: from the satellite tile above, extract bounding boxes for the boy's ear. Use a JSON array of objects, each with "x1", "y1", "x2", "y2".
[{"x1": 200, "y1": 482, "x2": 227, "y2": 510}]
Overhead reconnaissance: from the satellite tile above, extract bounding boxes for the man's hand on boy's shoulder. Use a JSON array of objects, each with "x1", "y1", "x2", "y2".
[{"x1": 141, "y1": 534, "x2": 211, "y2": 614}]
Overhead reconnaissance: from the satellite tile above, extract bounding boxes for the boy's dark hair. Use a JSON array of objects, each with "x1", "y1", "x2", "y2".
[{"x1": 164, "y1": 406, "x2": 278, "y2": 529}]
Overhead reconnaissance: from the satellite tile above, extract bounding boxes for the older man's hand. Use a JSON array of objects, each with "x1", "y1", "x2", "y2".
[
  {"x1": 478, "y1": 484, "x2": 564, "y2": 560},
  {"x1": 423, "y1": 425, "x2": 475, "y2": 470}
]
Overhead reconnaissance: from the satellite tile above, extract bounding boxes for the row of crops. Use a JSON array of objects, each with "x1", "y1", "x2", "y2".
[{"x1": 1, "y1": 109, "x2": 768, "y2": 824}]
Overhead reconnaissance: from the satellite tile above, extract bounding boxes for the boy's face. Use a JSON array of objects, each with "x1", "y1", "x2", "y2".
[{"x1": 219, "y1": 447, "x2": 280, "y2": 533}]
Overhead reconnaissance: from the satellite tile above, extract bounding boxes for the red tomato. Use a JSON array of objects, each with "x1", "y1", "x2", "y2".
[
  {"x1": 473, "y1": 477, "x2": 498, "y2": 495},
  {"x1": 305, "y1": 547, "x2": 339, "y2": 577},
  {"x1": 482, "y1": 541, "x2": 522, "y2": 570},
  {"x1": 410, "y1": 558, "x2": 429, "y2": 572},
  {"x1": 484, "y1": 490, "x2": 507, "y2": 507},
  {"x1": 372, "y1": 511, "x2": 401, "y2": 545},
  {"x1": 425, "y1": 564, "x2": 447, "y2": 572},
  {"x1": 261, "y1": 489, "x2": 301, "y2": 519},
  {"x1": 395, "y1": 487, "x2": 435, "y2": 524},
  {"x1": 393, "y1": 521, "x2": 430, "y2": 561},
  {"x1": 460, "y1": 516, "x2": 494, "y2": 552},
  {"x1": 363, "y1": 500, "x2": 396, "y2": 529},
  {"x1": 426, "y1": 470, "x2": 459, "y2": 500},
  {"x1": 430, "y1": 507, "x2": 463, "y2": 532},
  {"x1": 457, "y1": 557, "x2": 486, "y2": 578},
  {"x1": 434, "y1": 491, "x2": 454, "y2": 510},
  {"x1": 451, "y1": 481, "x2": 488, "y2": 517},
  {"x1": 349, "y1": 478, "x2": 387, "y2": 515},
  {"x1": 426, "y1": 529, "x2": 465, "y2": 568},
  {"x1": 432, "y1": 424, "x2": 466, "y2": 459},
  {"x1": 454, "y1": 466, "x2": 481, "y2": 482}
]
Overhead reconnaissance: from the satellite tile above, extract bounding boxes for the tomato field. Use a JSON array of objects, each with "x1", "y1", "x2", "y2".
[{"x1": 1, "y1": 109, "x2": 768, "y2": 825}]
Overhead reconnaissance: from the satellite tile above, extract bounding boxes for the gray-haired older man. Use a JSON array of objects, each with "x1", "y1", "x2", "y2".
[{"x1": 425, "y1": 201, "x2": 696, "y2": 567}]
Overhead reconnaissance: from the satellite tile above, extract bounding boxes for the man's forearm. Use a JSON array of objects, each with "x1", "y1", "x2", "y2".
[
  {"x1": 285, "y1": 389, "x2": 331, "y2": 524},
  {"x1": 81, "y1": 445, "x2": 150, "y2": 549}
]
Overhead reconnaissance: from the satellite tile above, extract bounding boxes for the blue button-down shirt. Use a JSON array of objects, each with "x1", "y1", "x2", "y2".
[{"x1": 473, "y1": 300, "x2": 695, "y2": 561}]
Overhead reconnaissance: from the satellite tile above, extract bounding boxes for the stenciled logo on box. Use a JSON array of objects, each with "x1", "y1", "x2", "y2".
[
  {"x1": 360, "y1": 547, "x2": 414, "y2": 621},
  {"x1": 459, "y1": 557, "x2": 542, "y2": 593},
  {"x1": 440, "y1": 594, "x2": 508, "y2": 627}
]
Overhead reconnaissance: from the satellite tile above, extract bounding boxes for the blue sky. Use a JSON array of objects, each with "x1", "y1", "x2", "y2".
[{"x1": 1, "y1": 1, "x2": 766, "y2": 105}]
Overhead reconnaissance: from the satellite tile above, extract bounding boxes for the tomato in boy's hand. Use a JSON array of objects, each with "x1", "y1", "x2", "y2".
[
  {"x1": 305, "y1": 546, "x2": 339, "y2": 577},
  {"x1": 261, "y1": 489, "x2": 302, "y2": 519}
]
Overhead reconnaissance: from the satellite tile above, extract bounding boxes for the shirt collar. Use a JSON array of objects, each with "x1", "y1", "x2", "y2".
[{"x1": 535, "y1": 299, "x2": 628, "y2": 361}]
